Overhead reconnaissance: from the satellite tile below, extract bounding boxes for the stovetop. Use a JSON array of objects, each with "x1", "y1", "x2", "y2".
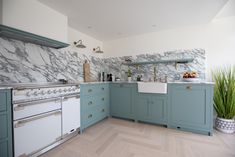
[{"x1": 0, "y1": 82, "x2": 80, "y2": 90}]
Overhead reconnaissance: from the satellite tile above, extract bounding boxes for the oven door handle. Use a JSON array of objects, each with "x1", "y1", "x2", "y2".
[
  {"x1": 14, "y1": 110, "x2": 62, "y2": 128},
  {"x1": 62, "y1": 94, "x2": 80, "y2": 101},
  {"x1": 14, "y1": 97, "x2": 61, "y2": 111}
]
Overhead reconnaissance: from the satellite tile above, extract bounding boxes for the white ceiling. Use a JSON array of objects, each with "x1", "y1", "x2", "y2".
[{"x1": 38, "y1": 0, "x2": 228, "y2": 41}]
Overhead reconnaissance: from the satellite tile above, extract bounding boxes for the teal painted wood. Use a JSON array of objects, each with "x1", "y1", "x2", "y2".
[
  {"x1": 134, "y1": 93, "x2": 167, "y2": 125},
  {"x1": 0, "y1": 24, "x2": 69, "y2": 49},
  {"x1": 0, "y1": 89, "x2": 13, "y2": 157},
  {"x1": 80, "y1": 83, "x2": 109, "y2": 132},
  {"x1": 110, "y1": 83, "x2": 136, "y2": 120},
  {"x1": 167, "y1": 84, "x2": 214, "y2": 136},
  {"x1": 122, "y1": 58, "x2": 194, "y2": 66}
]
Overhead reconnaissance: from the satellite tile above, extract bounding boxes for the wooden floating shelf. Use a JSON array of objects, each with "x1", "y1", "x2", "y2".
[
  {"x1": 0, "y1": 24, "x2": 69, "y2": 49},
  {"x1": 122, "y1": 58, "x2": 194, "y2": 66}
]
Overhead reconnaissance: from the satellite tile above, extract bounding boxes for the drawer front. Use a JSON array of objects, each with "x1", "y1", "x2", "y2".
[
  {"x1": 97, "y1": 104, "x2": 108, "y2": 118},
  {"x1": 82, "y1": 109, "x2": 97, "y2": 125},
  {"x1": 0, "y1": 92, "x2": 7, "y2": 112},
  {"x1": 82, "y1": 85, "x2": 96, "y2": 96}
]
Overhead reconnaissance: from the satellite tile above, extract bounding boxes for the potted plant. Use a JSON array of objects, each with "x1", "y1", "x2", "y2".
[
  {"x1": 213, "y1": 66, "x2": 235, "y2": 133},
  {"x1": 127, "y1": 68, "x2": 132, "y2": 82}
]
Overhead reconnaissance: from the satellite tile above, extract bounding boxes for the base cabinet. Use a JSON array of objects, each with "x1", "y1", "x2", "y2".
[
  {"x1": 135, "y1": 94, "x2": 167, "y2": 125},
  {"x1": 0, "y1": 89, "x2": 13, "y2": 157},
  {"x1": 110, "y1": 83, "x2": 135, "y2": 120},
  {"x1": 168, "y1": 84, "x2": 213, "y2": 135},
  {"x1": 80, "y1": 84, "x2": 109, "y2": 131}
]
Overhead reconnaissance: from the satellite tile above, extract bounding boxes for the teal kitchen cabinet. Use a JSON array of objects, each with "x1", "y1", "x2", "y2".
[
  {"x1": 167, "y1": 83, "x2": 214, "y2": 135},
  {"x1": 110, "y1": 83, "x2": 136, "y2": 120},
  {"x1": 135, "y1": 93, "x2": 167, "y2": 125},
  {"x1": 80, "y1": 83, "x2": 109, "y2": 132},
  {"x1": 0, "y1": 89, "x2": 13, "y2": 157}
]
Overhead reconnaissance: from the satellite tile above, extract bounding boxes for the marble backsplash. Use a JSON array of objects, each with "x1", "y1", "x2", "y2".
[{"x1": 0, "y1": 37, "x2": 205, "y2": 83}]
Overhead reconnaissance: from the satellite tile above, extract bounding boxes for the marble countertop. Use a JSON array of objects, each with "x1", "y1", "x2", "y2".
[{"x1": 81, "y1": 81, "x2": 214, "y2": 84}]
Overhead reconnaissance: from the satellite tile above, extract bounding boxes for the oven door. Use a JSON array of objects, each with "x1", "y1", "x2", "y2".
[
  {"x1": 14, "y1": 110, "x2": 62, "y2": 157},
  {"x1": 13, "y1": 97, "x2": 61, "y2": 120}
]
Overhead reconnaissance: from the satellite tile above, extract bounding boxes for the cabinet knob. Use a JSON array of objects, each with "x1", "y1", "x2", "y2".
[
  {"x1": 102, "y1": 87, "x2": 105, "y2": 90},
  {"x1": 88, "y1": 101, "x2": 93, "y2": 105},
  {"x1": 102, "y1": 98, "x2": 105, "y2": 101},
  {"x1": 88, "y1": 114, "x2": 92, "y2": 118},
  {"x1": 186, "y1": 86, "x2": 192, "y2": 90},
  {"x1": 88, "y1": 89, "x2": 92, "y2": 92},
  {"x1": 102, "y1": 109, "x2": 105, "y2": 112}
]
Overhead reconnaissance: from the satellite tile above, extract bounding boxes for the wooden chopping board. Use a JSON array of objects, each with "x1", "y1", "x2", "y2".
[{"x1": 83, "y1": 60, "x2": 91, "y2": 82}]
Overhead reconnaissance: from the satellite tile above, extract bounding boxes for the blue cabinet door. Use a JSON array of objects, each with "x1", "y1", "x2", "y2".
[
  {"x1": 0, "y1": 89, "x2": 13, "y2": 157},
  {"x1": 110, "y1": 83, "x2": 134, "y2": 119},
  {"x1": 135, "y1": 94, "x2": 150, "y2": 121},
  {"x1": 150, "y1": 95, "x2": 167, "y2": 124},
  {"x1": 168, "y1": 84, "x2": 213, "y2": 135},
  {"x1": 135, "y1": 93, "x2": 167, "y2": 125}
]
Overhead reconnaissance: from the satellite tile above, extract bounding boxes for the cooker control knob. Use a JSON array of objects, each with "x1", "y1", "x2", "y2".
[
  {"x1": 33, "y1": 91, "x2": 38, "y2": 96},
  {"x1": 68, "y1": 88, "x2": 72, "y2": 92},
  {"x1": 26, "y1": 91, "x2": 31, "y2": 97},
  {"x1": 53, "y1": 90, "x2": 57, "y2": 94},
  {"x1": 58, "y1": 89, "x2": 62, "y2": 93},
  {"x1": 63, "y1": 88, "x2": 68, "y2": 92},
  {"x1": 40, "y1": 91, "x2": 45, "y2": 95},
  {"x1": 47, "y1": 90, "x2": 52, "y2": 94}
]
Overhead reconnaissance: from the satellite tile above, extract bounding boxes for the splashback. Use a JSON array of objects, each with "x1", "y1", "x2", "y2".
[{"x1": 0, "y1": 37, "x2": 205, "y2": 83}]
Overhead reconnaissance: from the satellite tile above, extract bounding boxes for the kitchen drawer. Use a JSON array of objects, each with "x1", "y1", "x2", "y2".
[
  {"x1": 82, "y1": 109, "x2": 97, "y2": 125},
  {"x1": 97, "y1": 84, "x2": 109, "y2": 94},
  {"x1": 0, "y1": 92, "x2": 7, "y2": 112},
  {"x1": 97, "y1": 104, "x2": 108, "y2": 118},
  {"x1": 82, "y1": 85, "x2": 96, "y2": 96}
]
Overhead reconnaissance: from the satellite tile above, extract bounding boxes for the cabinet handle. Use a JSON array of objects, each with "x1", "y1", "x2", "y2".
[
  {"x1": 186, "y1": 86, "x2": 192, "y2": 90},
  {"x1": 88, "y1": 101, "x2": 93, "y2": 105},
  {"x1": 102, "y1": 87, "x2": 105, "y2": 90},
  {"x1": 88, "y1": 114, "x2": 93, "y2": 118},
  {"x1": 88, "y1": 89, "x2": 92, "y2": 92},
  {"x1": 102, "y1": 109, "x2": 105, "y2": 112},
  {"x1": 102, "y1": 98, "x2": 105, "y2": 101}
]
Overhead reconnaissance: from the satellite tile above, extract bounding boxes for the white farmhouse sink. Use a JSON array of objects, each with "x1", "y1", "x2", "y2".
[{"x1": 137, "y1": 82, "x2": 167, "y2": 94}]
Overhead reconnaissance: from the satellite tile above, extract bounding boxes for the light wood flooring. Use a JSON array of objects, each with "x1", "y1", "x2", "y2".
[{"x1": 41, "y1": 118, "x2": 235, "y2": 157}]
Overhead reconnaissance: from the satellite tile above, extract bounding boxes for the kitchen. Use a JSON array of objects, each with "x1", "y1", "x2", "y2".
[{"x1": 0, "y1": 0, "x2": 235, "y2": 157}]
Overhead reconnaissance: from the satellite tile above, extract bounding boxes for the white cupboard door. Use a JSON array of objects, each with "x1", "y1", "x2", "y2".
[{"x1": 62, "y1": 95, "x2": 80, "y2": 135}]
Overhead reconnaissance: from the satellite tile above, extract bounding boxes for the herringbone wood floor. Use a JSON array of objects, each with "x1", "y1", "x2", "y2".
[{"x1": 41, "y1": 118, "x2": 235, "y2": 157}]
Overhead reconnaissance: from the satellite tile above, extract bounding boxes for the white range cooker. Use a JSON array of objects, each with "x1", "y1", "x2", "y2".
[{"x1": 11, "y1": 83, "x2": 80, "y2": 157}]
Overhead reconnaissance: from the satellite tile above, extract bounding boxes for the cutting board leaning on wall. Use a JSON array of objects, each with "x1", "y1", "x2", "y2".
[{"x1": 83, "y1": 60, "x2": 91, "y2": 82}]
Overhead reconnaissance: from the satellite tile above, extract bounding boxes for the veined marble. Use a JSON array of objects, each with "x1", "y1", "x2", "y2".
[{"x1": 0, "y1": 37, "x2": 205, "y2": 83}]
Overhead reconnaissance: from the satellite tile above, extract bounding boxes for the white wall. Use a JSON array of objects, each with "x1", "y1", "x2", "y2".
[
  {"x1": 103, "y1": 16, "x2": 235, "y2": 80},
  {"x1": 2, "y1": 0, "x2": 68, "y2": 43},
  {"x1": 67, "y1": 27, "x2": 103, "y2": 58}
]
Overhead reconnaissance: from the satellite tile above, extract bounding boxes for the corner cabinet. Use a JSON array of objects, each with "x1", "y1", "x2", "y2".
[
  {"x1": 167, "y1": 83, "x2": 214, "y2": 135},
  {"x1": 110, "y1": 83, "x2": 136, "y2": 120},
  {"x1": 135, "y1": 93, "x2": 167, "y2": 125},
  {"x1": 0, "y1": 89, "x2": 13, "y2": 157},
  {"x1": 80, "y1": 83, "x2": 109, "y2": 132}
]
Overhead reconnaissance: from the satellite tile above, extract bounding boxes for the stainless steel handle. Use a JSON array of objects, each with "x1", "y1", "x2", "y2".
[
  {"x1": 63, "y1": 94, "x2": 80, "y2": 101},
  {"x1": 14, "y1": 110, "x2": 61, "y2": 128},
  {"x1": 14, "y1": 97, "x2": 61, "y2": 111}
]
